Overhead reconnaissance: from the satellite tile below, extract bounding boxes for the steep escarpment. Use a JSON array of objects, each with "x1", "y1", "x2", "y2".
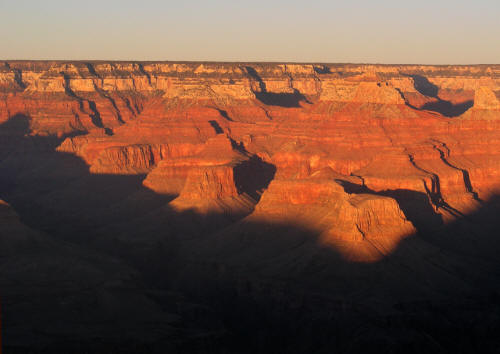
[
  {"x1": 2, "y1": 61, "x2": 500, "y2": 353},
  {"x1": 3, "y1": 60, "x2": 500, "y2": 256},
  {"x1": 3, "y1": 60, "x2": 500, "y2": 258}
]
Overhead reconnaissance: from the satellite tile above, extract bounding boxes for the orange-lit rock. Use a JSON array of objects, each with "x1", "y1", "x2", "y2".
[
  {"x1": 2, "y1": 61, "x2": 500, "y2": 260},
  {"x1": 248, "y1": 174, "x2": 415, "y2": 261},
  {"x1": 473, "y1": 86, "x2": 500, "y2": 110},
  {"x1": 161, "y1": 135, "x2": 255, "y2": 215}
]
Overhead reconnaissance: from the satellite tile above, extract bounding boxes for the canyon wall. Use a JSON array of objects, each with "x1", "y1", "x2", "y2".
[
  {"x1": 2, "y1": 61, "x2": 500, "y2": 352},
  {"x1": 3, "y1": 61, "x2": 500, "y2": 255}
]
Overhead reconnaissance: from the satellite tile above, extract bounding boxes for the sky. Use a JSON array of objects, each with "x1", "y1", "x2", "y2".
[{"x1": 1, "y1": 0, "x2": 499, "y2": 64}]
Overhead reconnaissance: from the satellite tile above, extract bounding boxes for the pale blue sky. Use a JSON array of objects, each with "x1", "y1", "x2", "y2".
[{"x1": 1, "y1": 0, "x2": 499, "y2": 64}]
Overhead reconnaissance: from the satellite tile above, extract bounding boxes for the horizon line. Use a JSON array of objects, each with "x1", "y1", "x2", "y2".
[{"x1": 2, "y1": 59, "x2": 500, "y2": 67}]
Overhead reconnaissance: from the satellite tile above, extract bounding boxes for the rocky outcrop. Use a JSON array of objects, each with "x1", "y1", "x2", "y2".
[
  {"x1": 248, "y1": 175, "x2": 415, "y2": 261},
  {"x1": 165, "y1": 135, "x2": 254, "y2": 215},
  {"x1": 473, "y1": 86, "x2": 500, "y2": 110},
  {"x1": 351, "y1": 82, "x2": 405, "y2": 104}
]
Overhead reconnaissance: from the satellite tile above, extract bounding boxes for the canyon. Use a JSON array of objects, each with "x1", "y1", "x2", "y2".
[{"x1": 1, "y1": 61, "x2": 500, "y2": 353}]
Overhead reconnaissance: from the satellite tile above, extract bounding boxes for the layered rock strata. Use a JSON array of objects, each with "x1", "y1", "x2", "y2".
[
  {"x1": 2, "y1": 61, "x2": 500, "y2": 352},
  {"x1": 2, "y1": 62, "x2": 500, "y2": 255}
]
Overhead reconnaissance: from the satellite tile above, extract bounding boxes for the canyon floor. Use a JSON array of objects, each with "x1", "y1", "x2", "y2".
[{"x1": 1, "y1": 61, "x2": 500, "y2": 353}]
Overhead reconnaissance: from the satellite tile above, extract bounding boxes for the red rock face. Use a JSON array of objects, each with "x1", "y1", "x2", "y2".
[
  {"x1": 2, "y1": 61, "x2": 500, "y2": 261},
  {"x1": 2, "y1": 61, "x2": 500, "y2": 352}
]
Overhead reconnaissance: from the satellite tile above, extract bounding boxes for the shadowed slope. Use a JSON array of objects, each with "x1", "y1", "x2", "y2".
[
  {"x1": 407, "y1": 75, "x2": 474, "y2": 117},
  {"x1": 1, "y1": 114, "x2": 500, "y2": 354}
]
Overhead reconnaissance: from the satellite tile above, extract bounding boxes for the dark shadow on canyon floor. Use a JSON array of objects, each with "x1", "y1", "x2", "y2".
[
  {"x1": 313, "y1": 65, "x2": 332, "y2": 75},
  {"x1": 208, "y1": 120, "x2": 224, "y2": 134},
  {"x1": 1, "y1": 114, "x2": 500, "y2": 354},
  {"x1": 233, "y1": 156, "x2": 276, "y2": 201},
  {"x1": 411, "y1": 74, "x2": 440, "y2": 98},
  {"x1": 407, "y1": 75, "x2": 474, "y2": 117},
  {"x1": 421, "y1": 99, "x2": 474, "y2": 118},
  {"x1": 245, "y1": 66, "x2": 309, "y2": 108}
]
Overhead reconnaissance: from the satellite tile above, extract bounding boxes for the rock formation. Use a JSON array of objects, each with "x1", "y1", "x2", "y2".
[
  {"x1": 3, "y1": 60, "x2": 500, "y2": 254},
  {"x1": 2, "y1": 61, "x2": 500, "y2": 353}
]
